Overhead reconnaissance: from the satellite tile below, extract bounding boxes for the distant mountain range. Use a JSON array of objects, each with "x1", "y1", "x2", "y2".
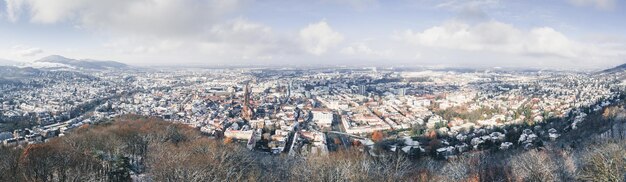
[{"x1": 29, "y1": 55, "x2": 130, "y2": 70}]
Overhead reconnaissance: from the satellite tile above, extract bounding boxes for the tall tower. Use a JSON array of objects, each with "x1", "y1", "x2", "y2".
[
  {"x1": 242, "y1": 82, "x2": 253, "y2": 120},
  {"x1": 287, "y1": 80, "x2": 292, "y2": 102}
]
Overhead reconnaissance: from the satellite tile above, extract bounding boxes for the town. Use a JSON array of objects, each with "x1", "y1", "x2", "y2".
[{"x1": 2, "y1": 66, "x2": 624, "y2": 159}]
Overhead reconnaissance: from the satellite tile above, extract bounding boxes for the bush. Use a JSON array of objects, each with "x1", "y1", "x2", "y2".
[
  {"x1": 510, "y1": 150, "x2": 560, "y2": 181},
  {"x1": 578, "y1": 141, "x2": 626, "y2": 182}
]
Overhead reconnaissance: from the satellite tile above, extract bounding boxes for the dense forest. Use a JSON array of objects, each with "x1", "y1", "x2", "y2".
[{"x1": 1, "y1": 115, "x2": 624, "y2": 182}]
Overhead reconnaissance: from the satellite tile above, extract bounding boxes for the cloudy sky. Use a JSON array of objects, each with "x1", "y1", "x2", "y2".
[{"x1": 0, "y1": 0, "x2": 625, "y2": 69}]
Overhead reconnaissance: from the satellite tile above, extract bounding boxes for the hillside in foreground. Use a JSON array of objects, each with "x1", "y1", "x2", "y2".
[{"x1": 1, "y1": 115, "x2": 625, "y2": 182}]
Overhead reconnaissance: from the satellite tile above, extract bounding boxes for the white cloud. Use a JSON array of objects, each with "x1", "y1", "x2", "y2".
[
  {"x1": 198, "y1": 18, "x2": 301, "y2": 61},
  {"x1": 568, "y1": 0, "x2": 616, "y2": 10},
  {"x1": 524, "y1": 27, "x2": 579, "y2": 58},
  {"x1": 4, "y1": 0, "x2": 25, "y2": 22},
  {"x1": 341, "y1": 42, "x2": 392, "y2": 57},
  {"x1": 299, "y1": 21, "x2": 344, "y2": 55},
  {"x1": 208, "y1": 18, "x2": 273, "y2": 43},
  {"x1": 11, "y1": 45, "x2": 43, "y2": 57},
  {"x1": 403, "y1": 21, "x2": 589, "y2": 58},
  {"x1": 321, "y1": 0, "x2": 379, "y2": 10},
  {"x1": 5, "y1": 0, "x2": 243, "y2": 37},
  {"x1": 101, "y1": 18, "x2": 302, "y2": 64},
  {"x1": 400, "y1": 20, "x2": 626, "y2": 68},
  {"x1": 436, "y1": 0, "x2": 501, "y2": 10}
]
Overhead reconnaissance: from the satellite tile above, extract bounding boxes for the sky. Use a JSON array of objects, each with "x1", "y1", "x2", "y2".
[{"x1": 0, "y1": 0, "x2": 625, "y2": 70}]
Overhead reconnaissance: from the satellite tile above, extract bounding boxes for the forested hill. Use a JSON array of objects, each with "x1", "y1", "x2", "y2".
[{"x1": 1, "y1": 115, "x2": 624, "y2": 181}]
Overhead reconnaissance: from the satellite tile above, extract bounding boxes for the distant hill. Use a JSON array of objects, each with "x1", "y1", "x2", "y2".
[
  {"x1": 0, "y1": 66, "x2": 97, "y2": 84},
  {"x1": 30, "y1": 55, "x2": 130, "y2": 70},
  {"x1": 600, "y1": 63, "x2": 626, "y2": 74}
]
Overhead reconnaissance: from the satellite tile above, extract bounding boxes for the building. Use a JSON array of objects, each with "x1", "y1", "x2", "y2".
[{"x1": 312, "y1": 109, "x2": 334, "y2": 128}]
